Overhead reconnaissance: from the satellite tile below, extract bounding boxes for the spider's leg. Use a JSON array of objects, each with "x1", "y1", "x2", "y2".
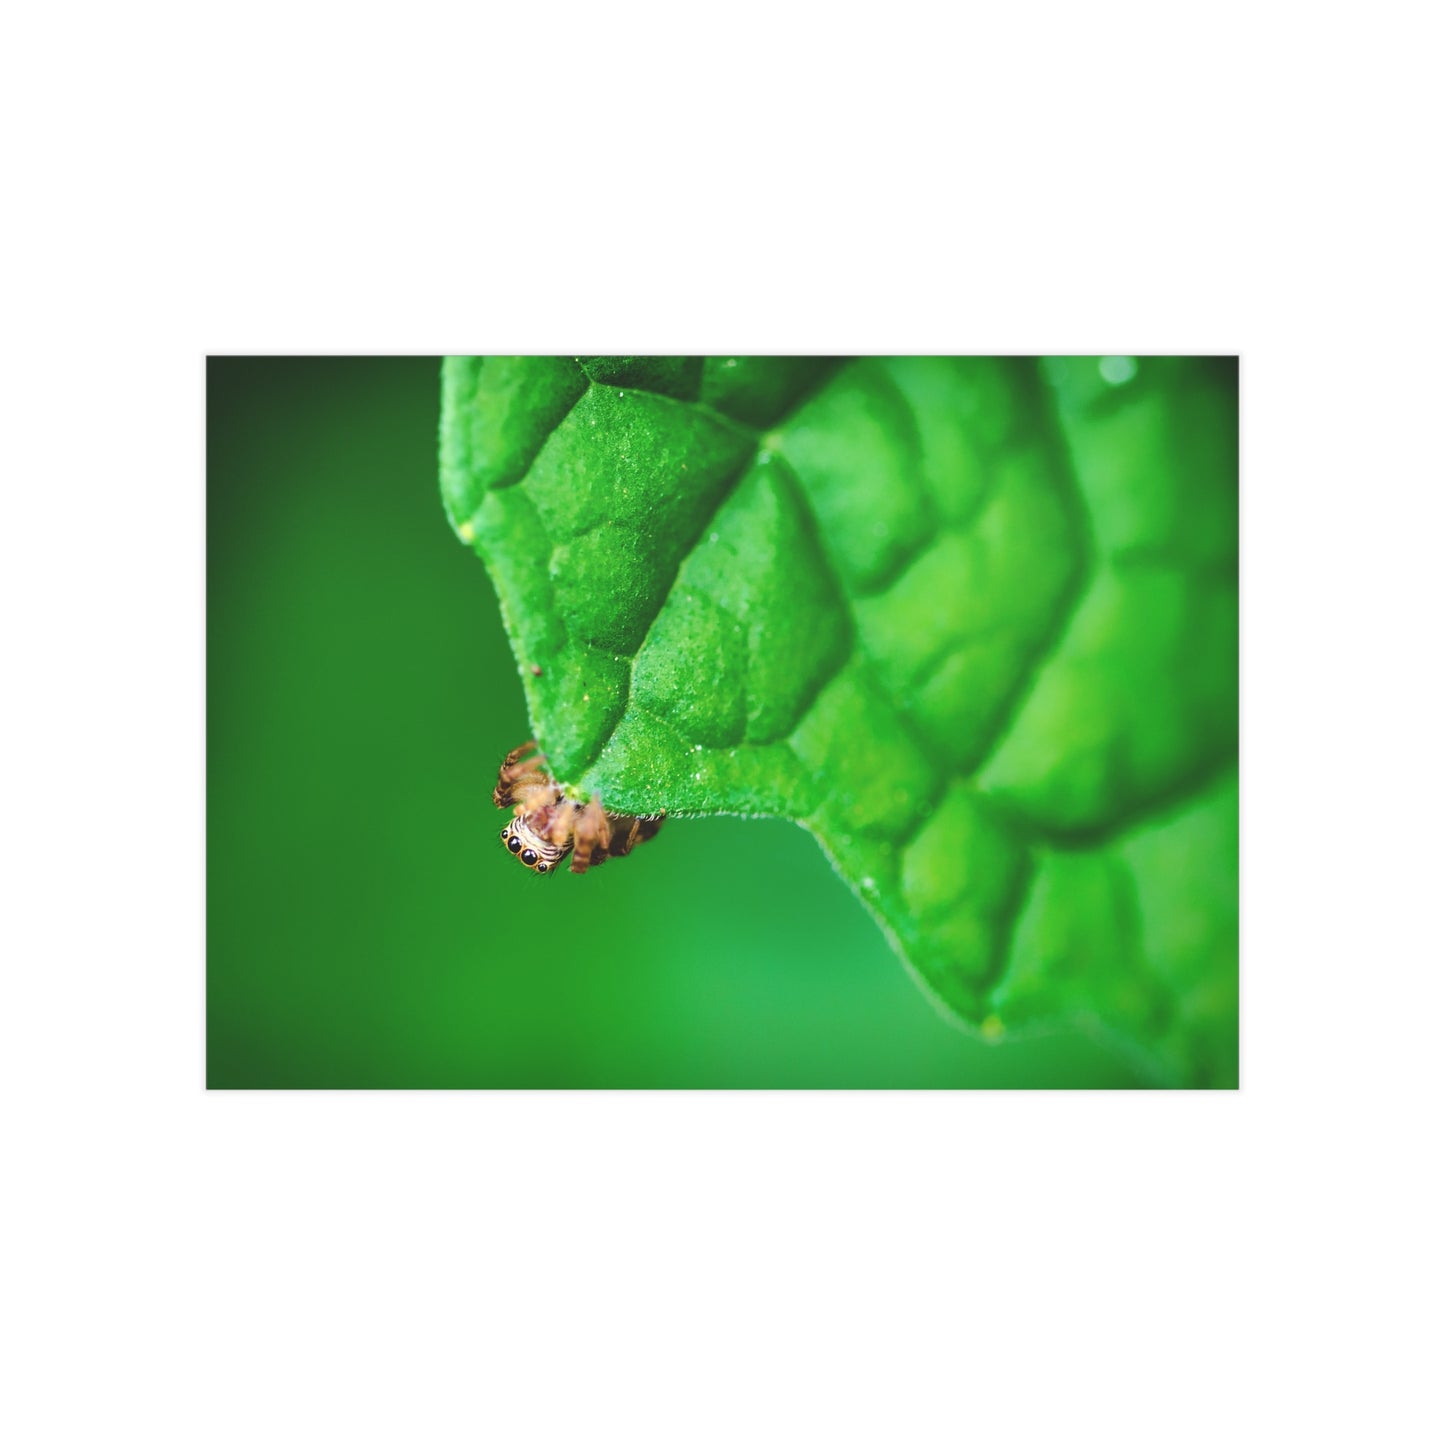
[
  {"x1": 493, "y1": 739, "x2": 552, "y2": 809},
  {"x1": 502, "y1": 739, "x2": 539, "y2": 768},
  {"x1": 569, "y1": 798, "x2": 612, "y2": 874},
  {"x1": 544, "y1": 803, "x2": 576, "y2": 848},
  {"x1": 604, "y1": 812, "x2": 665, "y2": 859},
  {"x1": 608, "y1": 815, "x2": 642, "y2": 858}
]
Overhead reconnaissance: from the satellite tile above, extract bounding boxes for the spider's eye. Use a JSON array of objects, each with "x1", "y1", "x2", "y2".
[
  {"x1": 508, "y1": 836, "x2": 523, "y2": 853},
  {"x1": 535, "y1": 863, "x2": 548, "y2": 874},
  {"x1": 521, "y1": 849, "x2": 538, "y2": 866}
]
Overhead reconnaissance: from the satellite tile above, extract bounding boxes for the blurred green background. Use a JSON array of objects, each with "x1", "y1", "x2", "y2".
[{"x1": 207, "y1": 358, "x2": 1141, "y2": 1087}]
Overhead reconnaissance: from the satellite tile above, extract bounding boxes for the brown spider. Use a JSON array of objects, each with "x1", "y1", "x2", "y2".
[{"x1": 492, "y1": 739, "x2": 665, "y2": 876}]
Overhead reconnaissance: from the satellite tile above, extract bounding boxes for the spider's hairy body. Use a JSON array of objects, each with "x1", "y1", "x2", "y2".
[
  {"x1": 493, "y1": 739, "x2": 664, "y2": 876},
  {"x1": 499, "y1": 812, "x2": 570, "y2": 874}
]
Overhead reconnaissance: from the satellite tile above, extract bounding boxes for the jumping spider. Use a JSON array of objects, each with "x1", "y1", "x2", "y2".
[{"x1": 493, "y1": 739, "x2": 664, "y2": 876}]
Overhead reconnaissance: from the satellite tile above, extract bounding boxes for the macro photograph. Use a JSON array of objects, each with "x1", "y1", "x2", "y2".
[
  {"x1": 21, "y1": 9, "x2": 1438, "y2": 1440},
  {"x1": 207, "y1": 355, "x2": 1239, "y2": 1089}
]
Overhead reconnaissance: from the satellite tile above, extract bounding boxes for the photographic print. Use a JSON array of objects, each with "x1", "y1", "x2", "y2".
[{"x1": 208, "y1": 356, "x2": 1238, "y2": 1088}]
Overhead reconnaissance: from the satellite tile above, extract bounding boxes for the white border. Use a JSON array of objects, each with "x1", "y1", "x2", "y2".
[{"x1": 5, "y1": 4, "x2": 1441, "y2": 1440}]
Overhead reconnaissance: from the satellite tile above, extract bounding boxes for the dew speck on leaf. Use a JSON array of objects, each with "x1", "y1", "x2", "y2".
[{"x1": 1099, "y1": 355, "x2": 1138, "y2": 385}]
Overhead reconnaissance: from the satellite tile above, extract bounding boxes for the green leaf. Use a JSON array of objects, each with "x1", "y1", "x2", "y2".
[{"x1": 440, "y1": 355, "x2": 1238, "y2": 1086}]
